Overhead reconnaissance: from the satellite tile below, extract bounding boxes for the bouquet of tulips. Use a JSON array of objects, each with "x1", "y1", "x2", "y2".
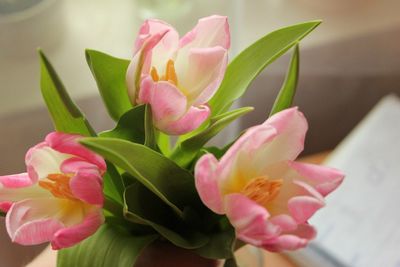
[{"x1": 0, "y1": 16, "x2": 344, "y2": 267}]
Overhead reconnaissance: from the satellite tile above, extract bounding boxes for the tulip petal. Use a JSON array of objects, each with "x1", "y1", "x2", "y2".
[
  {"x1": 0, "y1": 202, "x2": 12, "y2": 212},
  {"x1": 45, "y1": 132, "x2": 106, "y2": 172},
  {"x1": 6, "y1": 198, "x2": 64, "y2": 245},
  {"x1": 175, "y1": 46, "x2": 228, "y2": 105},
  {"x1": 225, "y1": 193, "x2": 281, "y2": 246},
  {"x1": 69, "y1": 167, "x2": 103, "y2": 206},
  {"x1": 0, "y1": 184, "x2": 49, "y2": 204},
  {"x1": 161, "y1": 105, "x2": 210, "y2": 135},
  {"x1": 194, "y1": 154, "x2": 223, "y2": 214},
  {"x1": 262, "y1": 234, "x2": 308, "y2": 252},
  {"x1": 288, "y1": 195, "x2": 325, "y2": 224},
  {"x1": 269, "y1": 214, "x2": 297, "y2": 232},
  {"x1": 26, "y1": 145, "x2": 70, "y2": 182},
  {"x1": 127, "y1": 30, "x2": 171, "y2": 104},
  {"x1": 288, "y1": 161, "x2": 345, "y2": 197},
  {"x1": 180, "y1": 15, "x2": 230, "y2": 49},
  {"x1": 0, "y1": 173, "x2": 33, "y2": 188},
  {"x1": 52, "y1": 210, "x2": 104, "y2": 250},
  {"x1": 257, "y1": 107, "x2": 308, "y2": 166},
  {"x1": 135, "y1": 19, "x2": 179, "y2": 72}
]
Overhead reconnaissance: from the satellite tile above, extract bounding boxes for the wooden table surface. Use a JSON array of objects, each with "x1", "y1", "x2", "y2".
[{"x1": 27, "y1": 152, "x2": 329, "y2": 267}]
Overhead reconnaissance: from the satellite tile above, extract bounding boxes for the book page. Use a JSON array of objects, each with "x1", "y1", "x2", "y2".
[{"x1": 289, "y1": 94, "x2": 400, "y2": 267}]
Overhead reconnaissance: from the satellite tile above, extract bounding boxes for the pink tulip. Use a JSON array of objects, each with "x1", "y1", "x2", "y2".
[
  {"x1": 195, "y1": 108, "x2": 344, "y2": 251},
  {"x1": 126, "y1": 15, "x2": 230, "y2": 135},
  {"x1": 0, "y1": 132, "x2": 106, "y2": 250}
]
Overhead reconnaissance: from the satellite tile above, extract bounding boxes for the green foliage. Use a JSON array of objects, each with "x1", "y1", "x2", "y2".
[
  {"x1": 100, "y1": 105, "x2": 146, "y2": 144},
  {"x1": 80, "y1": 137, "x2": 201, "y2": 217},
  {"x1": 39, "y1": 50, "x2": 125, "y2": 210},
  {"x1": 209, "y1": 20, "x2": 321, "y2": 116},
  {"x1": 270, "y1": 45, "x2": 300, "y2": 116},
  {"x1": 0, "y1": 211, "x2": 5, "y2": 217},
  {"x1": 171, "y1": 107, "x2": 253, "y2": 167},
  {"x1": 195, "y1": 224, "x2": 236, "y2": 259},
  {"x1": 85, "y1": 50, "x2": 132, "y2": 121},
  {"x1": 124, "y1": 181, "x2": 209, "y2": 249},
  {"x1": 39, "y1": 50, "x2": 94, "y2": 136},
  {"x1": 57, "y1": 224, "x2": 157, "y2": 267},
  {"x1": 144, "y1": 105, "x2": 157, "y2": 150}
]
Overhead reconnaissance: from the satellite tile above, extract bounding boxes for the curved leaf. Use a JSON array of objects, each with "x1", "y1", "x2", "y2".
[
  {"x1": 270, "y1": 45, "x2": 299, "y2": 116},
  {"x1": 171, "y1": 107, "x2": 253, "y2": 167},
  {"x1": 85, "y1": 49, "x2": 132, "y2": 121},
  {"x1": 39, "y1": 50, "x2": 95, "y2": 136},
  {"x1": 100, "y1": 105, "x2": 145, "y2": 144},
  {"x1": 124, "y1": 182, "x2": 209, "y2": 249},
  {"x1": 80, "y1": 137, "x2": 200, "y2": 216},
  {"x1": 209, "y1": 20, "x2": 321, "y2": 116},
  {"x1": 57, "y1": 224, "x2": 157, "y2": 267}
]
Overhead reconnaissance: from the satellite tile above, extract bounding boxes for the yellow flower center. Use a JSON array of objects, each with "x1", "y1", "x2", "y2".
[
  {"x1": 151, "y1": 59, "x2": 178, "y2": 86},
  {"x1": 39, "y1": 173, "x2": 77, "y2": 201},
  {"x1": 241, "y1": 177, "x2": 283, "y2": 207}
]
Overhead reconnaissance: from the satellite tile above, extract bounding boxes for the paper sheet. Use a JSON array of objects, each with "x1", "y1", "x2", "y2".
[{"x1": 289, "y1": 94, "x2": 400, "y2": 267}]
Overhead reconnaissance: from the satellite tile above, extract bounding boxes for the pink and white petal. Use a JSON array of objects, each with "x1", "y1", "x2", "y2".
[
  {"x1": 269, "y1": 214, "x2": 298, "y2": 232},
  {"x1": 135, "y1": 19, "x2": 179, "y2": 72},
  {"x1": 70, "y1": 168, "x2": 103, "y2": 206},
  {"x1": 159, "y1": 105, "x2": 210, "y2": 135},
  {"x1": 0, "y1": 173, "x2": 33, "y2": 188},
  {"x1": 127, "y1": 31, "x2": 170, "y2": 104},
  {"x1": 225, "y1": 194, "x2": 281, "y2": 246},
  {"x1": 258, "y1": 107, "x2": 308, "y2": 164},
  {"x1": 137, "y1": 76, "x2": 155, "y2": 104},
  {"x1": 288, "y1": 195, "x2": 325, "y2": 224},
  {"x1": 288, "y1": 161, "x2": 345, "y2": 197},
  {"x1": 175, "y1": 46, "x2": 228, "y2": 105},
  {"x1": 26, "y1": 145, "x2": 69, "y2": 182},
  {"x1": 0, "y1": 184, "x2": 51, "y2": 204},
  {"x1": 179, "y1": 15, "x2": 230, "y2": 49},
  {"x1": 148, "y1": 81, "x2": 188, "y2": 126},
  {"x1": 60, "y1": 157, "x2": 100, "y2": 174},
  {"x1": 6, "y1": 198, "x2": 64, "y2": 245},
  {"x1": 52, "y1": 210, "x2": 104, "y2": 250},
  {"x1": 45, "y1": 132, "x2": 106, "y2": 173},
  {"x1": 194, "y1": 154, "x2": 223, "y2": 214},
  {"x1": 285, "y1": 223, "x2": 317, "y2": 240},
  {"x1": 262, "y1": 234, "x2": 308, "y2": 252},
  {"x1": 219, "y1": 126, "x2": 277, "y2": 191}
]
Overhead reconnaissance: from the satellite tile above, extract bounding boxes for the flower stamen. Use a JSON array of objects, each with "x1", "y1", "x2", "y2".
[
  {"x1": 150, "y1": 59, "x2": 178, "y2": 86},
  {"x1": 39, "y1": 173, "x2": 77, "y2": 201},
  {"x1": 241, "y1": 177, "x2": 283, "y2": 207}
]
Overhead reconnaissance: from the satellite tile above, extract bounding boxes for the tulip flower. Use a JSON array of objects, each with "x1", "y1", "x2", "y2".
[
  {"x1": 195, "y1": 108, "x2": 344, "y2": 251},
  {"x1": 126, "y1": 15, "x2": 230, "y2": 135},
  {"x1": 0, "y1": 132, "x2": 106, "y2": 250}
]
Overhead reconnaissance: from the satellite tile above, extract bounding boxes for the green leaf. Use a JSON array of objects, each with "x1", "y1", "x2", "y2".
[
  {"x1": 209, "y1": 20, "x2": 321, "y2": 116},
  {"x1": 144, "y1": 105, "x2": 157, "y2": 150},
  {"x1": 0, "y1": 211, "x2": 5, "y2": 217},
  {"x1": 124, "y1": 182, "x2": 209, "y2": 249},
  {"x1": 103, "y1": 162, "x2": 125, "y2": 205},
  {"x1": 223, "y1": 257, "x2": 239, "y2": 267},
  {"x1": 269, "y1": 45, "x2": 300, "y2": 116},
  {"x1": 39, "y1": 50, "x2": 125, "y2": 213},
  {"x1": 157, "y1": 132, "x2": 171, "y2": 156},
  {"x1": 39, "y1": 50, "x2": 95, "y2": 136},
  {"x1": 85, "y1": 49, "x2": 132, "y2": 121},
  {"x1": 195, "y1": 224, "x2": 235, "y2": 259},
  {"x1": 57, "y1": 224, "x2": 157, "y2": 267},
  {"x1": 80, "y1": 137, "x2": 200, "y2": 217},
  {"x1": 171, "y1": 107, "x2": 254, "y2": 167},
  {"x1": 100, "y1": 105, "x2": 145, "y2": 144}
]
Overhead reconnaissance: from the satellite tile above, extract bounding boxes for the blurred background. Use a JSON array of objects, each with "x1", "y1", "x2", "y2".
[{"x1": 1, "y1": 0, "x2": 400, "y2": 266}]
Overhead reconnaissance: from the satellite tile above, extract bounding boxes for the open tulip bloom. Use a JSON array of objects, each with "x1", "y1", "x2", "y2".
[{"x1": 0, "y1": 15, "x2": 344, "y2": 267}]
